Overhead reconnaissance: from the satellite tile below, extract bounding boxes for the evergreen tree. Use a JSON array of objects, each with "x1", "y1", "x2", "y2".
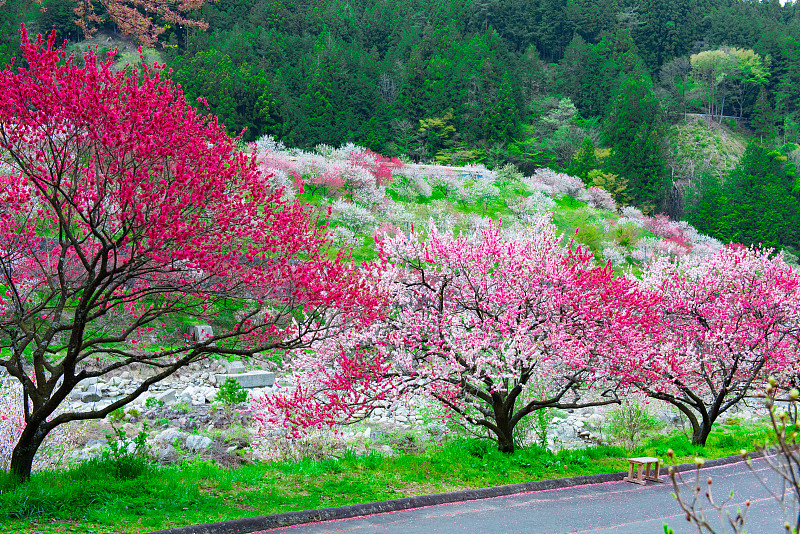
[
  {"x1": 604, "y1": 74, "x2": 666, "y2": 211},
  {"x1": 687, "y1": 144, "x2": 800, "y2": 251},
  {"x1": 753, "y1": 86, "x2": 776, "y2": 141},
  {"x1": 685, "y1": 172, "x2": 737, "y2": 243},
  {"x1": 567, "y1": 137, "x2": 597, "y2": 184}
]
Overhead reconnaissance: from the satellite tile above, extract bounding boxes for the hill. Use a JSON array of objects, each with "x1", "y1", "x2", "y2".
[{"x1": 252, "y1": 138, "x2": 728, "y2": 272}]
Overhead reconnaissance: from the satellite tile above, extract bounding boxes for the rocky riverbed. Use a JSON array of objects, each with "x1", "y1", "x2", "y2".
[{"x1": 1, "y1": 360, "x2": 775, "y2": 471}]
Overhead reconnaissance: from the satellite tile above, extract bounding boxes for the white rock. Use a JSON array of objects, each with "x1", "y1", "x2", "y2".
[
  {"x1": 185, "y1": 435, "x2": 213, "y2": 452},
  {"x1": 154, "y1": 428, "x2": 186, "y2": 445},
  {"x1": 587, "y1": 414, "x2": 604, "y2": 428},
  {"x1": 78, "y1": 377, "x2": 98, "y2": 391},
  {"x1": 156, "y1": 389, "x2": 177, "y2": 404},
  {"x1": 223, "y1": 360, "x2": 246, "y2": 374},
  {"x1": 157, "y1": 445, "x2": 175, "y2": 461}
]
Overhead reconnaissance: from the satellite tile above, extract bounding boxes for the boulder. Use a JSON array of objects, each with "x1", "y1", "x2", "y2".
[
  {"x1": 154, "y1": 428, "x2": 186, "y2": 445},
  {"x1": 186, "y1": 324, "x2": 214, "y2": 344},
  {"x1": 198, "y1": 386, "x2": 217, "y2": 402},
  {"x1": 185, "y1": 435, "x2": 213, "y2": 452},
  {"x1": 222, "y1": 360, "x2": 246, "y2": 374},
  {"x1": 156, "y1": 389, "x2": 177, "y2": 404},
  {"x1": 77, "y1": 377, "x2": 98, "y2": 391},
  {"x1": 215, "y1": 371, "x2": 274, "y2": 389},
  {"x1": 81, "y1": 390, "x2": 102, "y2": 403},
  {"x1": 157, "y1": 445, "x2": 176, "y2": 461}
]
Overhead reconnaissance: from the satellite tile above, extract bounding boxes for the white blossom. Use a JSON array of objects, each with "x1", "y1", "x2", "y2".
[{"x1": 331, "y1": 200, "x2": 378, "y2": 233}]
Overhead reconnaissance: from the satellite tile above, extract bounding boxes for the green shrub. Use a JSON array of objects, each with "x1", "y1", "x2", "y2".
[
  {"x1": 108, "y1": 408, "x2": 126, "y2": 424},
  {"x1": 614, "y1": 223, "x2": 641, "y2": 247},
  {"x1": 495, "y1": 163, "x2": 523, "y2": 188},
  {"x1": 145, "y1": 396, "x2": 163, "y2": 409},
  {"x1": 606, "y1": 401, "x2": 662, "y2": 451},
  {"x1": 215, "y1": 378, "x2": 249, "y2": 417}
]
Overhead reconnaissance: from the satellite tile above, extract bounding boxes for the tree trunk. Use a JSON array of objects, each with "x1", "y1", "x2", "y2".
[
  {"x1": 9, "y1": 420, "x2": 50, "y2": 481},
  {"x1": 493, "y1": 401, "x2": 516, "y2": 453},
  {"x1": 496, "y1": 429, "x2": 515, "y2": 453},
  {"x1": 666, "y1": 399, "x2": 712, "y2": 447},
  {"x1": 691, "y1": 421, "x2": 713, "y2": 446}
]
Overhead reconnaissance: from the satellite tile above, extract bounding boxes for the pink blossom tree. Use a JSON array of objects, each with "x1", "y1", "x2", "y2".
[
  {"x1": 250, "y1": 330, "x2": 395, "y2": 438},
  {"x1": 621, "y1": 246, "x2": 800, "y2": 445},
  {"x1": 4, "y1": 0, "x2": 214, "y2": 47},
  {"x1": 347, "y1": 149, "x2": 402, "y2": 187},
  {"x1": 0, "y1": 29, "x2": 384, "y2": 480},
  {"x1": 370, "y1": 218, "x2": 658, "y2": 453}
]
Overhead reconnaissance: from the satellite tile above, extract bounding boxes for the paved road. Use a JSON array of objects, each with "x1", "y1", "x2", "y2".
[{"x1": 260, "y1": 459, "x2": 794, "y2": 533}]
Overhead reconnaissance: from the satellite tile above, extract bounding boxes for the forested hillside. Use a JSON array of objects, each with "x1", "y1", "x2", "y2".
[{"x1": 2, "y1": 0, "x2": 800, "y2": 251}]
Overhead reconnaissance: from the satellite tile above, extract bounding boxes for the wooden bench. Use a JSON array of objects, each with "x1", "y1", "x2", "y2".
[{"x1": 624, "y1": 456, "x2": 663, "y2": 485}]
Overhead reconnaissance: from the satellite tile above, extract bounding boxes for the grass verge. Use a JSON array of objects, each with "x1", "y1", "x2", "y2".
[{"x1": 0, "y1": 423, "x2": 775, "y2": 533}]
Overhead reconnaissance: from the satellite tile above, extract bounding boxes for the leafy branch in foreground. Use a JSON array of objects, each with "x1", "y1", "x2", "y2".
[{"x1": 666, "y1": 377, "x2": 800, "y2": 534}]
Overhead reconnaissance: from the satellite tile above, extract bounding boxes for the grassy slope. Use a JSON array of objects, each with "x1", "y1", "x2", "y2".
[
  {"x1": 665, "y1": 116, "x2": 749, "y2": 186},
  {"x1": 0, "y1": 110, "x2": 766, "y2": 533},
  {"x1": 0, "y1": 424, "x2": 777, "y2": 534},
  {"x1": 338, "y1": 118, "x2": 755, "y2": 267}
]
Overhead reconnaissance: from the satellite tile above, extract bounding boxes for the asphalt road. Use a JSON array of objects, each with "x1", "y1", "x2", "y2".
[{"x1": 260, "y1": 459, "x2": 794, "y2": 534}]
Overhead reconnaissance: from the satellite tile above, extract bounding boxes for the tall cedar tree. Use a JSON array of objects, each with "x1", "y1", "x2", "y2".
[
  {"x1": 604, "y1": 74, "x2": 666, "y2": 212},
  {"x1": 687, "y1": 143, "x2": 800, "y2": 251},
  {"x1": 753, "y1": 86, "x2": 777, "y2": 140}
]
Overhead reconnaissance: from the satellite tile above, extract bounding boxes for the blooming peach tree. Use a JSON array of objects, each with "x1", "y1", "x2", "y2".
[
  {"x1": 620, "y1": 246, "x2": 800, "y2": 445},
  {"x1": 250, "y1": 329, "x2": 394, "y2": 439},
  {"x1": 0, "y1": 28, "x2": 383, "y2": 479},
  {"x1": 257, "y1": 216, "x2": 660, "y2": 453},
  {"x1": 4, "y1": 0, "x2": 214, "y2": 47},
  {"x1": 375, "y1": 218, "x2": 660, "y2": 452}
]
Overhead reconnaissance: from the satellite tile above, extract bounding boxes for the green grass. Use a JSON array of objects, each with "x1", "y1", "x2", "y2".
[{"x1": 0, "y1": 424, "x2": 776, "y2": 534}]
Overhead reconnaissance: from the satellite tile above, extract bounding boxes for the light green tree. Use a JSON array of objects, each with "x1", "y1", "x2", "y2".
[{"x1": 690, "y1": 47, "x2": 768, "y2": 124}]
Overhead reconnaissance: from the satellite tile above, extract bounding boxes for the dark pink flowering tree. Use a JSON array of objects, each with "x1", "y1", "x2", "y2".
[
  {"x1": 347, "y1": 149, "x2": 402, "y2": 187},
  {"x1": 621, "y1": 246, "x2": 800, "y2": 445},
  {"x1": 250, "y1": 331, "x2": 395, "y2": 438},
  {"x1": 0, "y1": 29, "x2": 383, "y2": 479}
]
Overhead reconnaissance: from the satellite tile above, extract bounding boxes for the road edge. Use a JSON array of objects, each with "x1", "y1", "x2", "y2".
[{"x1": 145, "y1": 450, "x2": 763, "y2": 534}]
